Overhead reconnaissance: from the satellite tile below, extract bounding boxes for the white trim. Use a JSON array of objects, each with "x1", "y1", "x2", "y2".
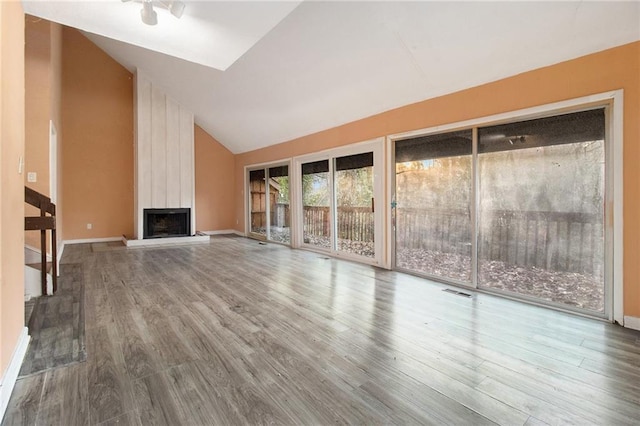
[
  {"x1": 49, "y1": 121, "x2": 57, "y2": 205},
  {"x1": 388, "y1": 90, "x2": 624, "y2": 322},
  {"x1": 471, "y1": 127, "x2": 479, "y2": 290},
  {"x1": 63, "y1": 237, "x2": 123, "y2": 245},
  {"x1": 244, "y1": 159, "x2": 293, "y2": 243},
  {"x1": 200, "y1": 229, "x2": 243, "y2": 236},
  {"x1": 388, "y1": 90, "x2": 624, "y2": 142},
  {"x1": 383, "y1": 136, "x2": 393, "y2": 270},
  {"x1": 611, "y1": 90, "x2": 624, "y2": 325},
  {"x1": 290, "y1": 156, "x2": 302, "y2": 248},
  {"x1": 0, "y1": 328, "x2": 30, "y2": 422},
  {"x1": 124, "y1": 234, "x2": 209, "y2": 247},
  {"x1": 243, "y1": 165, "x2": 249, "y2": 238},
  {"x1": 244, "y1": 156, "x2": 292, "y2": 170},
  {"x1": 293, "y1": 137, "x2": 385, "y2": 266},
  {"x1": 56, "y1": 241, "x2": 64, "y2": 276},
  {"x1": 244, "y1": 158, "x2": 293, "y2": 237},
  {"x1": 623, "y1": 316, "x2": 640, "y2": 331}
]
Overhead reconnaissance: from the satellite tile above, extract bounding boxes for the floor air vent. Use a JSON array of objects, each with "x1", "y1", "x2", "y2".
[{"x1": 442, "y1": 288, "x2": 472, "y2": 298}]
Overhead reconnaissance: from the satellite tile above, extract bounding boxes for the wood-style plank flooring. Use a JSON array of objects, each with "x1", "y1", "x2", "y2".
[
  {"x1": 19, "y1": 263, "x2": 86, "y2": 377},
  {"x1": 4, "y1": 235, "x2": 640, "y2": 425}
]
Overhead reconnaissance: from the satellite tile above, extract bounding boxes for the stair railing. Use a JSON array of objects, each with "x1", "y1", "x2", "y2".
[{"x1": 24, "y1": 186, "x2": 57, "y2": 295}]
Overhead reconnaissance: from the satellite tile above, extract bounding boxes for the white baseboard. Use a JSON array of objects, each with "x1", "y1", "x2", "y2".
[
  {"x1": 124, "y1": 234, "x2": 210, "y2": 247},
  {"x1": 0, "y1": 328, "x2": 30, "y2": 422},
  {"x1": 57, "y1": 241, "x2": 65, "y2": 276},
  {"x1": 624, "y1": 316, "x2": 640, "y2": 331},
  {"x1": 63, "y1": 237, "x2": 123, "y2": 245},
  {"x1": 201, "y1": 229, "x2": 244, "y2": 236}
]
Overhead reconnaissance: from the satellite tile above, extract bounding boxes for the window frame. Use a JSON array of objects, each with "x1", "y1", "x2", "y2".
[{"x1": 388, "y1": 90, "x2": 623, "y2": 322}]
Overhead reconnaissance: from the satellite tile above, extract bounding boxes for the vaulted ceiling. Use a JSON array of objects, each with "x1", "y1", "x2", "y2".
[{"x1": 22, "y1": 1, "x2": 640, "y2": 154}]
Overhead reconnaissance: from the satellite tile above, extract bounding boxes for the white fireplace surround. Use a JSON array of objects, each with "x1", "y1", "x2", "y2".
[{"x1": 133, "y1": 70, "x2": 196, "y2": 240}]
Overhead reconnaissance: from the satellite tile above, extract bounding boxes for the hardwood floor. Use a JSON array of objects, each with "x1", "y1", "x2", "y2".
[{"x1": 4, "y1": 235, "x2": 640, "y2": 425}]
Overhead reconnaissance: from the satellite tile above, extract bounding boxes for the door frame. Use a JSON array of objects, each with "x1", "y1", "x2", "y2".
[
  {"x1": 388, "y1": 90, "x2": 623, "y2": 323},
  {"x1": 292, "y1": 137, "x2": 385, "y2": 267},
  {"x1": 244, "y1": 159, "x2": 292, "y2": 244}
]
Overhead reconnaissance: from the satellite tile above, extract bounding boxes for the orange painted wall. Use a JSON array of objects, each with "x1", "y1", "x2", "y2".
[
  {"x1": 235, "y1": 41, "x2": 640, "y2": 317},
  {"x1": 24, "y1": 16, "x2": 63, "y2": 250},
  {"x1": 0, "y1": 0, "x2": 25, "y2": 376},
  {"x1": 25, "y1": 16, "x2": 51, "y2": 199},
  {"x1": 194, "y1": 125, "x2": 235, "y2": 231},
  {"x1": 61, "y1": 28, "x2": 134, "y2": 240}
]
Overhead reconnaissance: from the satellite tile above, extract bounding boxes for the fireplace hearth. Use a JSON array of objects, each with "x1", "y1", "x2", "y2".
[{"x1": 143, "y1": 208, "x2": 190, "y2": 239}]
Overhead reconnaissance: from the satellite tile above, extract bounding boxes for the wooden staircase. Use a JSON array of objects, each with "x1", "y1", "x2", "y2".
[{"x1": 24, "y1": 186, "x2": 57, "y2": 295}]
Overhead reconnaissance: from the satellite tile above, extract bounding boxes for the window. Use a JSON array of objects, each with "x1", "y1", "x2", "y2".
[{"x1": 394, "y1": 107, "x2": 609, "y2": 316}]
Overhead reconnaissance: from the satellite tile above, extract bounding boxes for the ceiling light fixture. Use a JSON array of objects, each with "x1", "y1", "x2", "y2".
[
  {"x1": 167, "y1": 0, "x2": 185, "y2": 19},
  {"x1": 123, "y1": 0, "x2": 186, "y2": 26},
  {"x1": 140, "y1": 0, "x2": 157, "y2": 25}
]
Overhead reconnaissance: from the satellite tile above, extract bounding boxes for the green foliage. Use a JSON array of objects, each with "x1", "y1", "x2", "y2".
[
  {"x1": 301, "y1": 167, "x2": 374, "y2": 207},
  {"x1": 302, "y1": 173, "x2": 329, "y2": 206},
  {"x1": 336, "y1": 167, "x2": 373, "y2": 207},
  {"x1": 273, "y1": 176, "x2": 290, "y2": 203}
]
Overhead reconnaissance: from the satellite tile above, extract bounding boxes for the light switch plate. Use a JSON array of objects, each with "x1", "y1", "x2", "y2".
[{"x1": 27, "y1": 172, "x2": 37, "y2": 183}]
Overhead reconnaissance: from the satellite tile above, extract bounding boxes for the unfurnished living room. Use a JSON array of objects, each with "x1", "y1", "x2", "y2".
[{"x1": 1, "y1": 0, "x2": 640, "y2": 425}]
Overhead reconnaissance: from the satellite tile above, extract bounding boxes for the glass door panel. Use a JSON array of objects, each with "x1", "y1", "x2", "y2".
[
  {"x1": 335, "y1": 152, "x2": 375, "y2": 258},
  {"x1": 478, "y1": 109, "x2": 605, "y2": 313},
  {"x1": 268, "y1": 165, "x2": 290, "y2": 244},
  {"x1": 301, "y1": 160, "x2": 331, "y2": 249},
  {"x1": 395, "y1": 130, "x2": 473, "y2": 283},
  {"x1": 249, "y1": 169, "x2": 267, "y2": 238}
]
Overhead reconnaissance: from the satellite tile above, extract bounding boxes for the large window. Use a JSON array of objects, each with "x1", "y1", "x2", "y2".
[{"x1": 394, "y1": 108, "x2": 608, "y2": 316}]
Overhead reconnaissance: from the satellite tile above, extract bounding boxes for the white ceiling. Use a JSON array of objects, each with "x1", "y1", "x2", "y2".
[
  {"x1": 22, "y1": 1, "x2": 640, "y2": 154},
  {"x1": 22, "y1": 0, "x2": 301, "y2": 70}
]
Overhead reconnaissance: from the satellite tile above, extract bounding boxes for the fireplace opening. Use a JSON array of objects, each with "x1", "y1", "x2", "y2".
[{"x1": 144, "y1": 208, "x2": 190, "y2": 239}]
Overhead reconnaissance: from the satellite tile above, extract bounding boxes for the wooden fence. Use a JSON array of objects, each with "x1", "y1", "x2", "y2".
[
  {"x1": 275, "y1": 204, "x2": 604, "y2": 277},
  {"x1": 478, "y1": 209, "x2": 604, "y2": 278},
  {"x1": 397, "y1": 208, "x2": 604, "y2": 278},
  {"x1": 301, "y1": 206, "x2": 374, "y2": 242}
]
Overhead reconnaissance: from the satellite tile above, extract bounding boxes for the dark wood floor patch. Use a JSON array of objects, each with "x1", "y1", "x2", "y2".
[{"x1": 19, "y1": 263, "x2": 86, "y2": 377}]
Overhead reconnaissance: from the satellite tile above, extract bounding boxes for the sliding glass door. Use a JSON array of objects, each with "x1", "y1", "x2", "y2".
[
  {"x1": 248, "y1": 164, "x2": 290, "y2": 244},
  {"x1": 394, "y1": 108, "x2": 608, "y2": 316},
  {"x1": 249, "y1": 169, "x2": 267, "y2": 238},
  {"x1": 301, "y1": 160, "x2": 331, "y2": 249},
  {"x1": 477, "y1": 110, "x2": 605, "y2": 312},
  {"x1": 268, "y1": 165, "x2": 291, "y2": 244},
  {"x1": 394, "y1": 130, "x2": 473, "y2": 284},
  {"x1": 297, "y1": 140, "x2": 383, "y2": 265},
  {"x1": 335, "y1": 153, "x2": 375, "y2": 258}
]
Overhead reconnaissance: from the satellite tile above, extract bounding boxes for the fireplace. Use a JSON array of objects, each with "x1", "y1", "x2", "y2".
[{"x1": 143, "y1": 208, "x2": 191, "y2": 239}]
